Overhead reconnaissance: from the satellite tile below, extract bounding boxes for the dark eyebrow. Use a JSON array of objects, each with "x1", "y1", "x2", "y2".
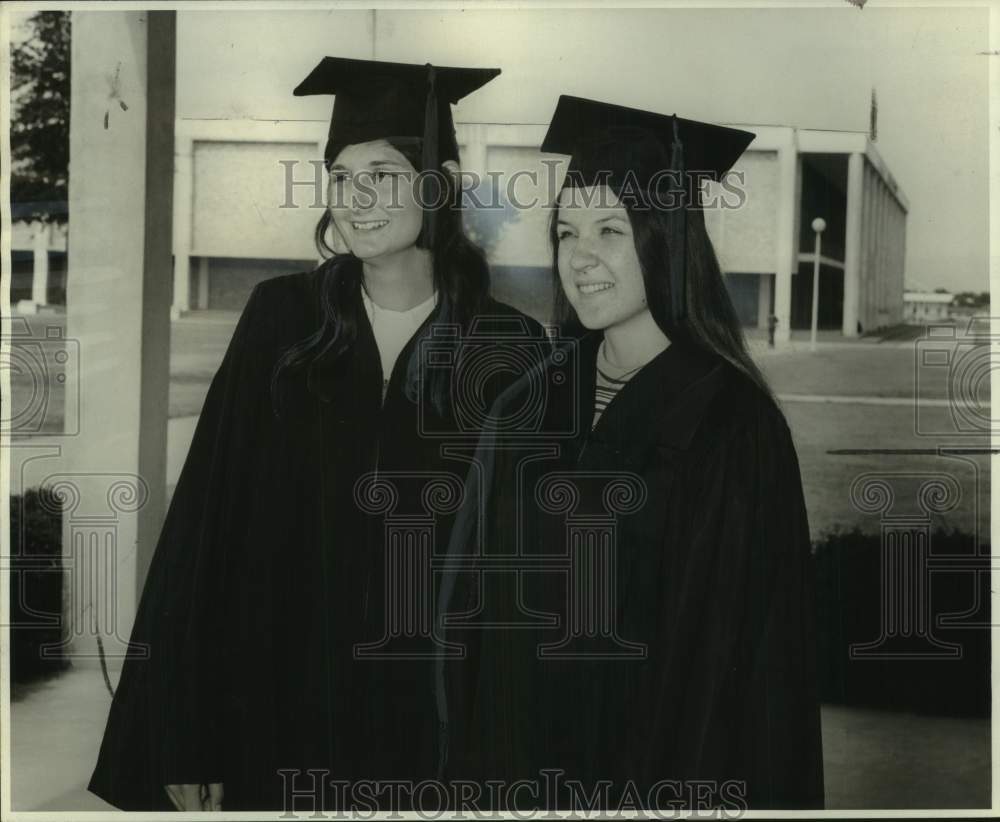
[
  {"x1": 557, "y1": 215, "x2": 626, "y2": 227},
  {"x1": 328, "y1": 160, "x2": 407, "y2": 172}
]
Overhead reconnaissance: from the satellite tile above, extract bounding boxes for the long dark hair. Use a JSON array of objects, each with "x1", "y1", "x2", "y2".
[
  {"x1": 550, "y1": 194, "x2": 774, "y2": 401},
  {"x1": 271, "y1": 137, "x2": 491, "y2": 416}
]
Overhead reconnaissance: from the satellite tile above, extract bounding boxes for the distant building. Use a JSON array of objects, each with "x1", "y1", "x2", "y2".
[
  {"x1": 10, "y1": 220, "x2": 68, "y2": 313},
  {"x1": 704, "y1": 127, "x2": 908, "y2": 340},
  {"x1": 903, "y1": 291, "x2": 954, "y2": 322},
  {"x1": 166, "y1": 121, "x2": 908, "y2": 342},
  {"x1": 13, "y1": 117, "x2": 909, "y2": 344},
  {"x1": 17, "y1": 14, "x2": 908, "y2": 343}
]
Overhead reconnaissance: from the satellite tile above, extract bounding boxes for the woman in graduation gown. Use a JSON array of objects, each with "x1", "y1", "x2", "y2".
[
  {"x1": 87, "y1": 57, "x2": 547, "y2": 813},
  {"x1": 441, "y1": 96, "x2": 824, "y2": 811}
]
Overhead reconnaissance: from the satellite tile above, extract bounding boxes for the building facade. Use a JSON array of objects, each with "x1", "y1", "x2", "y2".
[
  {"x1": 903, "y1": 291, "x2": 954, "y2": 322},
  {"x1": 168, "y1": 120, "x2": 908, "y2": 341},
  {"x1": 10, "y1": 220, "x2": 68, "y2": 312}
]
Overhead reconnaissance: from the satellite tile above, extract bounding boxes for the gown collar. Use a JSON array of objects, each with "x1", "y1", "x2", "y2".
[
  {"x1": 572, "y1": 330, "x2": 730, "y2": 462},
  {"x1": 306, "y1": 262, "x2": 442, "y2": 409}
]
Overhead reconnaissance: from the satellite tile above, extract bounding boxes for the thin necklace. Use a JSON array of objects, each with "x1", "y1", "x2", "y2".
[{"x1": 599, "y1": 340, "x2": 647, "y2": 379}]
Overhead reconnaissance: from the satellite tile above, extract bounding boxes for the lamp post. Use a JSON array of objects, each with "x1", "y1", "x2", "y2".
[{"x1": 810, "y1": 217, "x2": 827, "y2": 352}]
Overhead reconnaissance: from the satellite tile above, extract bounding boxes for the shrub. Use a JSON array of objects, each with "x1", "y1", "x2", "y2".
[
  {"x1": 10, "y1": 488, "x2": 69, "y2": 685},
  {"x1": 814, "y1": 526, "x2": 990, "y2": 717}
]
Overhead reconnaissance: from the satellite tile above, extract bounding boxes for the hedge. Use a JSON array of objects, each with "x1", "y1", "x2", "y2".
[
  {"x1": 815, "y1": 526, "x2": 990, "y2": 717},
  {"x1": 10, "y1": 488, "x2": 69, "y2": 685}
]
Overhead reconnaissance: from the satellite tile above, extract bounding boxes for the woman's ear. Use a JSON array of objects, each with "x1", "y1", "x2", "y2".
[{"x1": 327, "y1": 213, "x2": 350, "y2": 255}]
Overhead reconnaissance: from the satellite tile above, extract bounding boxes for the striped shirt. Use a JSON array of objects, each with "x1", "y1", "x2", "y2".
[{"x1": 592, "y1": 342, "x2": 645, "y2": 429}]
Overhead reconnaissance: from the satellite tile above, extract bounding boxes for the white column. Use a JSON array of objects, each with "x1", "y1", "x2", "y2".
[
  {"x1": 842, "y1": 152, "x2": 864, "y2": 337},
  {"x1": 756, "y1": 273, "x2": 772, "y2": 329},
  {"x1": 31, "y1": 221, "x2": 51, "y2": 306},
  {"x1": 896, "y1": 207, "x2": 908, "y2": 325},
  {"x1": 64, "y1": 11, "x2": 175, "y2": 663},
  {"x1": 197, "y1": 255, "x2": 210, "y2": 309},
  {"x1": 171, "y1": 135, "x2": 193, "y2": 320},
  {"x1": 772, "y1": 136, "x2": 799, "y2": 344},
  {"x1": 879, "y1": 181, "x2": 891, "y2": 329}
]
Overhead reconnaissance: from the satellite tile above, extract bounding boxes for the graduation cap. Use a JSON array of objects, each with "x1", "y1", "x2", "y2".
[
  {"x1": 294, "y1": 57, "x2": 500, "y2": 246},
  {"x1": 541, "y1": 95, "x2": 755, "y2": 323}
]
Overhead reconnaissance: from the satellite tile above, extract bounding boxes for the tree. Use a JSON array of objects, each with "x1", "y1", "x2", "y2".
[
  {"x1": 953, "y1": 292, "x2": 989, "y2": 309},
  {"x1": 11, "y1": 11, "x2": 71, "y2": 225}
]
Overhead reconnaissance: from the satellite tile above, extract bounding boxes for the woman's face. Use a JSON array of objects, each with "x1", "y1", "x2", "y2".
[
  {"x1": 555, "y1": 185, "x2": 649, "y2": 331},
  {"x1": 327, "y1": 139, "x2": 423, "y2": 261}
]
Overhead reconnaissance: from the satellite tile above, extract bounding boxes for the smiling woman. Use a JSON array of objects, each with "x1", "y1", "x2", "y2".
[
  {"x1": 87, "y1": 57, "x2": 548, "y2": 813},
  {"x1": 554, "y1": 188, "x2": 665, "y2": 382},
  {"x1": 446, "y1": 96, "x2": 825, "y2": 811},
  {"x1": 327, "y1": 144, "x2": 426, "y2": 260}
]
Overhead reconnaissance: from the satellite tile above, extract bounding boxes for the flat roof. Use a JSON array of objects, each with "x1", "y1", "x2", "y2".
[
  {"x1": 903, "y1": 292, "x2": 954, "y2": 303},
  {"x1": 723, "y1": 123, "x2": 908, "y2": 213}
]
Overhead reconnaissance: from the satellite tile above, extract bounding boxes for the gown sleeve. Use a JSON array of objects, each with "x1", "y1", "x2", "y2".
[
  {"x1": 436, "y1": 355, "x2": 549, "y2": 790},
  {"x1": 642, "y1": 389, "x2": 825, "y2": 809},
  {"x1": 88, "y1": 281, "x2": 275, "y2": 809}
]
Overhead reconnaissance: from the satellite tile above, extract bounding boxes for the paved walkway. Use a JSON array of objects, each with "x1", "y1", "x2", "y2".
[
  {"x1": 778, "y1": 393, "x2": 986, "y2": 407},
  {"x1": 10, "y1": 666, "x2": 117, "y2": 812}
]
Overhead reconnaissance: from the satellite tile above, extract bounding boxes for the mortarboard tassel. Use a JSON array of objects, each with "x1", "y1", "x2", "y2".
[
  {"x1": 668, "y1": 115, "x2": 688, "y2": 324},
  {"x1": 421, "y1": 64, "x2": 440, "y2": 248}
]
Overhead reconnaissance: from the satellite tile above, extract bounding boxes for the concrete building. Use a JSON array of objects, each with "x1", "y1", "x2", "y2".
[
  {"x1": 10, "y1": 220, "x2": 68, "y2": 313},
  {"x1": 903, "y1": 291, "x2": 954, "y2": 323},
  {"x1": 13, "y1": 9, "x2": 910, "y2": 341},
  {"x1": 169, "y1": 121, "x2": 908, "y2": 342},
  {"x1": 23, "y1": 124, "x2": 910, "y2": 340}
]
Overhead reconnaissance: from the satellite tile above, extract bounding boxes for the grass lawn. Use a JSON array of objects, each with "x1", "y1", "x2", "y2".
[
  {"x1": 785, "y1": 400, "x2": 989, "y2": 539},
  {"x1": 9, "y1": 312, "x2": 990, "y2": 537},
  {"x1": 762, "y1": 344, "x2": 937, "y2": 398}
]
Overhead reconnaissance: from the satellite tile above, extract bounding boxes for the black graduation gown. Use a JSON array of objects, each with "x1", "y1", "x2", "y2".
[
  {"x1": 441, "y1": 331, "x2": 824, "y2": 811},
  {"x1": 87, "y1": 263, "x2": 547, "y2": 812}
]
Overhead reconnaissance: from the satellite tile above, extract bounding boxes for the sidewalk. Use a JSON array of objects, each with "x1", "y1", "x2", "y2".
[
  {"x1": 11, "y1": 666, "x2": 119, "y2": 812},
  {"x1": 744, "y1": 321, "x2": 978, "y2": 354}
]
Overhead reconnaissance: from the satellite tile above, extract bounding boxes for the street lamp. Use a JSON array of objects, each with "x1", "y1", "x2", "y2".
[{"x1": 810, "y1": 217, "x2": 827, "y2": 352}]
